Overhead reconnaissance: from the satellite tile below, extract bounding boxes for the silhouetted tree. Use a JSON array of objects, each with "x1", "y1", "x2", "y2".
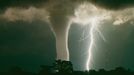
[
  {"x1": 89, "y1": 69, "x2": 96, "y2": 75},
  {"x1": 0, "y1": 65, "x2": 134, "y2": 75},
  {"x1": 53, "y1": 60, "x2": 73, "y2": 73}
]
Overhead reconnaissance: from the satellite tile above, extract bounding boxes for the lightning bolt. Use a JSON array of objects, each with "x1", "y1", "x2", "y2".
[
  {"x1": 85, "y1": 17, "x2": 107, "y2": 70},
  {"x1": 73, "y1": 3, "x2": 108, "y2": 70},
  {"x1": 86, "y1": 18, "x2": 97, "y2": 70}
]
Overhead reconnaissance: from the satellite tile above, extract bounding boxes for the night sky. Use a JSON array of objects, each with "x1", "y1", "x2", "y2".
[{"x1": 0, "y1": 0, "x2": 134, "y2": 73}]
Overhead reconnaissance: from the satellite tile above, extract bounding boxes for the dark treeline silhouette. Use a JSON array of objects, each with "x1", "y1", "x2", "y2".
[{"x1": 0, "y1": 60, "x2": 134, "y2": 75}]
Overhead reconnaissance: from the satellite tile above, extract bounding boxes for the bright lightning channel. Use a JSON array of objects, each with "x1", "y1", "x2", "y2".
[
  {"x1": 72, "y1": 3, "x2": 108, "y2": 71},
  {"x1": 86, "y1": 18, "x2": 98, "y2": 70}
]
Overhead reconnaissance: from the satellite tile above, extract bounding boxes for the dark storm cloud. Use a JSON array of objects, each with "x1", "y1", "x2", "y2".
[
  {"x1": 0, "y1": 0, "x2": 134, "y2": 21},
  {"x1": 90, "y1": 0, "x2": 134, "y2": 10},
  {"x1": 0, "y1": 0, "x2": 49, "y2": 9},
  {"x1": 0, "y1": 0, "x2": 134, "y2": 10}
]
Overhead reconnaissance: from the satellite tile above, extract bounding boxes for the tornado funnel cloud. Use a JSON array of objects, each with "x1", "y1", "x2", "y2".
[
  {"x1": 55, "y1": 28, "x2": 70, "y2": 61},
  {"x1": 46, "y1": 0, "x2": 76, "y2": 61},
  {"x1": 49, "y1": 14, "x2": 71, "y2": 61}
]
